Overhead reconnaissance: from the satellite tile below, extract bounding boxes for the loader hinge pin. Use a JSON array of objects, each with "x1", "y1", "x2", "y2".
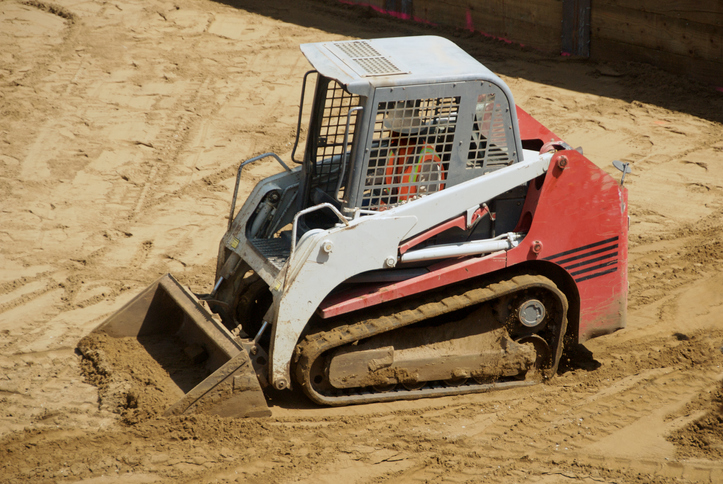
[
  {"x1": 251, "y1": 321, "x2": 270, "y2": 355},
  {"x1": 212, "y1": 276, "x2": 224, "y2": 295}
]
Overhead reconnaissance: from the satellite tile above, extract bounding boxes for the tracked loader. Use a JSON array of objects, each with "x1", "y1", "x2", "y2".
[{"x1": 81, "y1": 36, "x2": 629, "y2": 418}]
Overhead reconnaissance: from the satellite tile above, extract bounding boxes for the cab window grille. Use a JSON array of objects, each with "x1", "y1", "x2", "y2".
[
  {"x1": 467, "y1": 92, "x2": 514, "y2": 171},
  {"x1": 306, "y1": 78, "x2": 361, "y2": 201},
  {"x1": 361, "y1": 97, "x2": 458, "y2": 210}
]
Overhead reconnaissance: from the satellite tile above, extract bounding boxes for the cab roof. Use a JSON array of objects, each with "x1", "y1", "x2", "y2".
[{"x1": 300, "y1": 36, "x2": 507, "y2": 98}]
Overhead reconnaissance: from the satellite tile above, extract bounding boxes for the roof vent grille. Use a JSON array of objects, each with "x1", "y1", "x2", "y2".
[{"x1": 332, "y1": 40, "x2": 405, "y2": 77}]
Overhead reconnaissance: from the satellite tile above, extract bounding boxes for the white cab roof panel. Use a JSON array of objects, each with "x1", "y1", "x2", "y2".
[{"x1": 300, "y1": 36, "x2": 505, "y2": 97}]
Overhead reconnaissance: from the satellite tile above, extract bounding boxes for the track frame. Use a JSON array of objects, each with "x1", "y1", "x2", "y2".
[{"x1": 294, "y1": 274, "x2": 568, "y2": 406}]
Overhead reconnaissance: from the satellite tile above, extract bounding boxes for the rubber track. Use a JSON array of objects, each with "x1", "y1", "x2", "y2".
[{"x1": 294, "y1": 274, "x2": 569, "y2": 406}]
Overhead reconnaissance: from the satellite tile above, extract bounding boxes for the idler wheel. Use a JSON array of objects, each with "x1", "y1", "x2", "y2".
[
  {"x1": 444, "y1": 377, "x2": 468, "y2": 387},
  {"x1": 402, "y1": 381, "x2": 425, "y2": 390},
  {"x1": 518, "y1": 299, "x2": 546, "y2": 329},
  {"x1": 516, "y1": 334, "x2": 551, "y2": 371}
]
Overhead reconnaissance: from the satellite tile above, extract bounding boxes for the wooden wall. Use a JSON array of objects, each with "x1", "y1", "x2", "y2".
[
  {"x1": 340, "y1": 0, "x2": 723, "y2": 85},
  {"x1": 591, "y1": 1, "x2": 723, "y2": 84},
  {"x1": 411, "y1": 0, "x2": 563, "y2": 53},
  {"x1": 343, "y1": 0, "x2": 563, "y2": 52}
]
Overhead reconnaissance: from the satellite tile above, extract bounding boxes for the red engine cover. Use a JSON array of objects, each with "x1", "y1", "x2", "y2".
[{"x1": 509, "y1": 107, "x2": 628, "y2": 342}]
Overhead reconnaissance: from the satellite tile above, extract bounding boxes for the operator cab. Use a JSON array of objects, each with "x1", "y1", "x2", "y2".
[{"x1": 294, "y1": 36, "x2": 525, "y2": 239}]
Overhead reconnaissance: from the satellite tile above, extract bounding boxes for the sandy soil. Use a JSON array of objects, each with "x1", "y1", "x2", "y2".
[{"x1": 2, "y1": 0, "x2": 723, "y2": 482}]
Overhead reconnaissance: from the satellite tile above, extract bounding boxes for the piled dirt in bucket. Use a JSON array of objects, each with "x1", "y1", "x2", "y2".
[{"x1": 77, "y1": 333, "x2": 209, "y2": 425}]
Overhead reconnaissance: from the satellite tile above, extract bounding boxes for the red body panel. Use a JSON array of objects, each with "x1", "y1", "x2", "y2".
[
  {"x1": 318, "y1": 107, "x2": 628, "y2": 344},
  {"x1": 515, "y1": 106, "x2": 563, "y2": 145},
  {"x1": 510, "y1": 107, "x2": 628, "y2": 341},
  {"x1": 398, "y1": 213, "x2": 467, "y2": 255},
  {"x1": 507, "y1": 149, "x2": 628, "y2": 341},
  {"x1": 319, "y1": 252, "x2": 506, "y2": 318}
]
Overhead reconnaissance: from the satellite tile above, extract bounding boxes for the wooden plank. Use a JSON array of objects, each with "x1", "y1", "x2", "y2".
[
  {"x1": 413, "y1": 0, "x2": 561, "y2": 51},
  {"x1": 562, "y1": 0, "x2": 591, "y2": 56},
  {"x1": 497, "y1": 21, "x2": 560, "y2": 52},
  {"x1": 483, "y1": 0, "x2": 562, "y2": 51},
  {"x1": 472, "y1": 0, "x2": 507, "y2": 34},
  {"x1": 595, "y1": 0, "x2": 723, "y2": 27},
  {"x1": 503, "y1": 0, "x2": 561, "y2": 26},
  {"x1": 383, "y1": 0, "x2": 413, "y2": 17},
  {"x1": 342, "y1": 0, "x2": 386, "y2": 10},
  {"x1": 592, "y1": 5, "x2": 722, "y2": 62},
  {"x1": 411, "y1": 0, "x2": 473, "y2": 29}
]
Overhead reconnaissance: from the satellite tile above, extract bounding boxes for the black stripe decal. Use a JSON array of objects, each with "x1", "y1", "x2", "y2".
[
  {"x1": 543, "y1": 236, "x2": 619, "y2": 262},
  {"x1": 557, "y1": 244, "x2": 618, "y2": 266},
  {"x1": 571, "y1": 260, "x2": 618, "y2": 277},
  {"x1": 575, "y1": 266, "x2": 618, "y2": 283},
  {"x1": 562, "y1": 251, "x2": 618, "y2": 271}
]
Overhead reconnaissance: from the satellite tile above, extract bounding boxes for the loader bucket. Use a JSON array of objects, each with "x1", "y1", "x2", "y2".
[{"x1": 84, "y1": 273, "x2": 270, "y2": 418}]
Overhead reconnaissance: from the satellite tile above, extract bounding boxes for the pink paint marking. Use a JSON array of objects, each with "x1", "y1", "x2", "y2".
[
  {"x1": 337, "y1": 1, "x2": 437, "y2": 26},
  {"x1": 474, "y1": 28, "x2": 514, "y2": 45}
]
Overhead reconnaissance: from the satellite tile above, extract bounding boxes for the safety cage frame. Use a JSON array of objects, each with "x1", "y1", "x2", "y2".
[{"x1": 295, "y1": 74, "x2": 520, "y2": 215}]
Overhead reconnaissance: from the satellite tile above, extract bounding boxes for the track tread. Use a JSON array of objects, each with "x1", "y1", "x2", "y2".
[{"x1": 295, "y1": 274, "x2": 569, "y2": 406}]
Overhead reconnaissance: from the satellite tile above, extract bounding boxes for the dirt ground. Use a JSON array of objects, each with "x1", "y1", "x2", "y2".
[{"x1": 2, "y1": 0, "x2": 723, "y2": 482}]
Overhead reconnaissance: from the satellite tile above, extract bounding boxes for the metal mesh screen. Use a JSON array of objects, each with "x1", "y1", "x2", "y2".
[
  {"x1": 335, "y1": 40, "x2": 381, "y2": 58},
  {"x1": 361, "y1": 97, "x2": 458, "y2": 210},
  {"x1": 308, "y1": 79, "x2": 361, "y2": 199},
  {"x1": 467, "y1": 93, "x2": 514, "y2": 170}
]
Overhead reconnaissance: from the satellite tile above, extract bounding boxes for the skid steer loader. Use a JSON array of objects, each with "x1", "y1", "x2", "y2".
[{"x1": 81, "y1": 36, "x2": 629, "y2": 418}]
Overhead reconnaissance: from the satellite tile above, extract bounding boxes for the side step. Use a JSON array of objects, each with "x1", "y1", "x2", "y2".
[{"x1": 85, "y1": 273, "x2": 270, "y2": 418}]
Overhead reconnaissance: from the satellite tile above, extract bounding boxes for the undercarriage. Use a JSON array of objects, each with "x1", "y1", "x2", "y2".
[{"x1": 292, "y1": 274, "x2": 568, "y2": 406}]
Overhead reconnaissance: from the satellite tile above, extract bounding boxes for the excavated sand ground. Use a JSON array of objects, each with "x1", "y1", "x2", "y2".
[{"x1": 1, "y1": 0, "x2": 723, "y2": 482}]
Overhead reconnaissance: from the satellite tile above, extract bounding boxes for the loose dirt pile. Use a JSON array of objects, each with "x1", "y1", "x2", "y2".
[
  {"x1": 77, "y1": 333, "x2": 206, "y2": 424},
  {"x1": 1, "y1": 0, "x2": 723, "y2": 482}
]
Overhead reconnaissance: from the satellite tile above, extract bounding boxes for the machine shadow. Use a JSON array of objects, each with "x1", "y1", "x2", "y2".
[
  {"x1": 209, "y1": 0, "x2": 723, "y2": 125},
  {"x1": 558, "y1": 343, "x2": 602, "y2": 374}
]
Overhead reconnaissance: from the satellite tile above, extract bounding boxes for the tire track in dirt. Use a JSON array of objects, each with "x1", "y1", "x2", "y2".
[
  {"x1": 332, "y1": 333, "x2": 723, "y2": 483},
  {"x1": 0, "y1": 278, "x2": 60, "y2": 320},
  {"x1": 7, "y1": 330, "x2": 716, "y2": 482},
  {"x1": 0, "y1": 347, "x2": 114, "y2": 440},
  {"x1": 141, "y1": 25, "x2": 317, "y2": 219},
  {"x1": 628, "y1": 204, "x2": 723, "y2": 304},
  {"x1": 8, "y1": 1, "x2": 88, "y2": 184},
  {"x1": 130, "y1": 76, "x2": 211, "y2": 217},
  {"x1": 194, "y1": 333, "x2": 721, "y2": 483},
  {"x1": 17, "y1": 55, "x2": 86, "y2": 181}
]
